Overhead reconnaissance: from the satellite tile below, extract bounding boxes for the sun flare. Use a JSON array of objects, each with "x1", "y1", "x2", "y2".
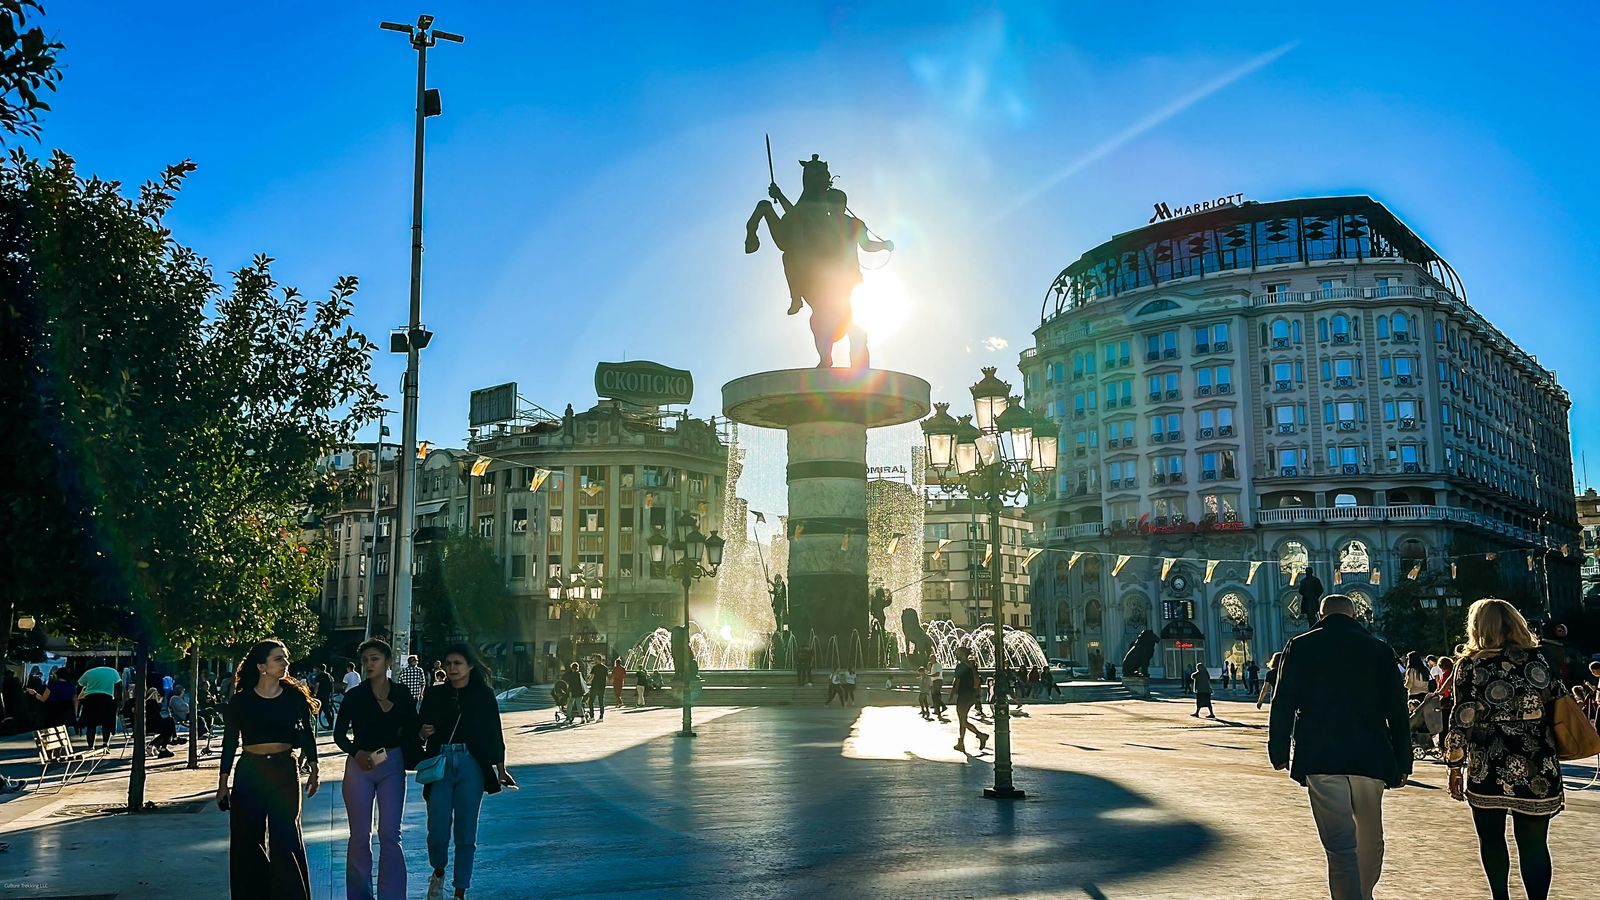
[{"x1": 850, "y1": 268, "x2": 913, "y2": 345}]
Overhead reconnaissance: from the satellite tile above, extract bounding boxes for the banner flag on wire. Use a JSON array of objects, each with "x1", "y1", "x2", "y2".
[
  {"x1": 1069, "y1": 550, "x2": 1084, "y2": 569},
  {"x1": 933, "y1": 538, "x2": 951, "y2": 560},
  {"x1": 1024, "y1": 547, "x2": 1042, "y2": 568},
  {"x1": 1372, "y1": 567, "x2": 1381, "y2": 586},
  {"x1": 417, "y1": 441, "x2": 431, "y2": 460},
  {"x1": 1451, "y1": 561, "x2": 1458, "y2": 579},
  {"x1": 1205, "y1": 560, "x2": 1219, "y2": 583},
  {"x1": 528, "y1": 468, "x2": 550, "y2": 493},
  {"x1": 752, "y1": 510, "x2": 766, "y2": 524},
  {"x1": 470, "y1": 456, "x2": 491, "y2": 477},
  {"x1": 1247, "y1": 561, "x2": 1262, "y2": 584},
  {"x1": 1160, "y1": 558, "x2": 1176, "y2": 581},
  {"x1": 1485, "y1": 552, "x2": 1497, "y2": 562},
  {"x1": 1407, "y1": 563, "x2": 1422, "y2": 581},
  {"x1": 983, "y1": 545, "x2": 993, "y2": 567},
  {"x1": 1112, "y1": 554, "x2": 1132, "y2": 577}
]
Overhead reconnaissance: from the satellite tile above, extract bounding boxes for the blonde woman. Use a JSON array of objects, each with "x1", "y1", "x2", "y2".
[
  {"x1": 1255, "y1": 651, "x2": 1284, "y2": 709},
  {"x1": 1444, "y1": 598, "x2": 1564, "y2": 900}
]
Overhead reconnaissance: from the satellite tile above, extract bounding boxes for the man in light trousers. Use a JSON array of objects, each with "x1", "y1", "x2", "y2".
[{"x1": 1268, "y1": 594, "x2": 1411, "y2": 900}]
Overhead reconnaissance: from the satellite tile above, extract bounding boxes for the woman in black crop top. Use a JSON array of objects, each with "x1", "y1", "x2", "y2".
[
  {"x1": 335, "y1": 638, "x2": 418, "y2": 900},
  {"x1": 216, "y1": 639, "x2": 320, "y2": 900}
]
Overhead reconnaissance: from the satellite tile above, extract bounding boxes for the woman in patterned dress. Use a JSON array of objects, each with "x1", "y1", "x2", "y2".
[{"x1": 1443, "y1": 598, "x2": 1565, "y2": 900}]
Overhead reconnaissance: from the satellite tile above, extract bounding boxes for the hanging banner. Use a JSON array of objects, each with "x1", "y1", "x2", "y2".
[
  {"x1": 933, "y1": 538, "x2": 952, "y2": 560},
  {"x1": 1069, "y1": 550, "x2": 1084, "y2": 569},
  {"x1": 1205, "y1": 560, "x2": 1219, "y2": 583},
  {"x1": 1160, "y1": 558, "x2": 1176, "y2": 581},
  {"x1": 1112, "y1": 554, "x2": 1132, "y2": 577},
  {"x1": 1451, "y1": 562, "x2": 1458, "y2": 580},
  {"x1": 1407, "y1": 563, "x2": 1422, "y2": 581},
  {"x1": 982, "y1": 545, "x2": 993, "y2": 567},
  {"x1": 528, "y1": 468, "x2": 551, "y2": 493},
  {"x1": 1023, "y1": 547, "x2": 1042, "y2": 568},
  {"x1": 1247, "y1": 561, "x2": 1262, "y2": 584},
  {"x1": 1485, "y1": 552, "x2": 1498, "y2": 562},
  {"x1": 417, "y1": 441, "x2": 431, "y2": 460},
  {"x1": 470, "y1": 456, "x2": 491, "y2": 477},
  {"x1": 1372, "y1": 567, "x2": 1381, "y2": 586},
  {"x1": 752, "y1": 510, "x2": 766, "y2": 524}
]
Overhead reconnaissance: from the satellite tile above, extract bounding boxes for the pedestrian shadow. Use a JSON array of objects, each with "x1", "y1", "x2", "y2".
[{"x1": 491, "y1": 707, "x2": 1217, "y2": 899}]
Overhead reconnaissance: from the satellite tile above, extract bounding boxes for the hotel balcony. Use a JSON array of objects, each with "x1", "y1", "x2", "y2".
[{"x1": 1255, "y1": 504, "x2": 1546, "y2": 545}]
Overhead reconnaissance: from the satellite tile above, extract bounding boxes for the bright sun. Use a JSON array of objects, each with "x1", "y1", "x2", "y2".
[{"x1": 850, "y1": 268, "x2": 912, "y2": 345}]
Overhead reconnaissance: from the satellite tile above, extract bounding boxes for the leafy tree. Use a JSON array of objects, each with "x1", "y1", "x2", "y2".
[
  {"x1": 0, "y1": 150, "x2": 381, "y2": 806},
  {"x1": 414, "y1": 530, "x2": 513, "y2": 660},
  {"x1": 0, "y1": 1, "x2": 62, "y2": 141}
]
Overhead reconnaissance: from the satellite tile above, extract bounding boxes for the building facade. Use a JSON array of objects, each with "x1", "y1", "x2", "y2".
[
  {"x1": 1580, "y1": 488, "x2": 1600, "y2": 606},
  {"x1": 317, "y1": 444, "x2": 403, "y2": 651},
  {"x1": 1021, "y1": 196, "x2": 1579, "y2": 677},
  {"x1": 463, "y1": 401, "x2": 728, "y2": 681},
  {"x1": 920, "y1": 498, "x2": 1033, "y2": 635}
]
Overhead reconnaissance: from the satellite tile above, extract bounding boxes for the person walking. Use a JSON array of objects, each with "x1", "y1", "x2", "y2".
[
  {"x1": 1444, "y1": 598, "x2": 1566, "y2": 900},
  {"x1": 917, "y1": 665, "x2": 932, "y2": 719},
  {"x1": 929, "y1": 662, "x2": 947, "y2": 720},
  {"x1": 1190, "y1": 663, "x2": 1215, "y2": 718},
  {"x1": 216, "y1": 639, "x2": 321, "y2": 900},
  {"x1": 75, "y1": 663, "x2": 122, "y2": 750},
  {"x1": 843, "y1": 667, "x2": 858, "y2": 705},
  {"x1": 1267, "y1": 594, "x2": 1410, "y2": 900},
  {"x1": 611, "y1": 658, "x2": 626, "y2": 707},
  {"x1": 146, "y1": 685, "x2": 176, "y2": 757},
  {"x1": 1246, "y1": 659, "x2": 1260, "y2": 695},
  {"x1": 1402, "y1": 651, "x2": 1432, "y2": 701},
  {"x1": 1433, "y1": 656, "x2": 1455, "y2": 754},
  {"x1": 335, "y1": 639, "x2": 418, "y2": 900},
  {"x1": 418, "y1": 644, "x2": 516, "y2": 900},
  {"x1": 951, "y1": 647, "x2": 988, "y2": 754},
  {"x1": 561, "y1": 663, "x2": 587, "y2": 724},
  {"x1": 342, "y1": 663, "x2": 362, "y2": 695},
  {"x1": 1256, "y1": 651, "x2": 1284, "y2": 709},
  {"x1": 825, "y1": 668, "x2": 844, "y2": 706},
  {"x1": 396, "y1": 655, "x2": 428, "y2": 714},
  {"x1": 587, "y1": 656, "x2": 610, "y2": 722}
]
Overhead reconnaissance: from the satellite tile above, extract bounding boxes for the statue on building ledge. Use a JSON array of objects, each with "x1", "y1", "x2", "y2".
[{"x1": 745, "y1": 147, "x2": 893, "y2": 369}]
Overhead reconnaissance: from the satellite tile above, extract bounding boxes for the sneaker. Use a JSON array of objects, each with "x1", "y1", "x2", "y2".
[
  {"x1": 426, "y1": 870, "x2": 445, "y2": 900},
  {"x1": 953, "y1": 743, "x2": 967, "y2": 753},
  {"x1": 977, "y1": 733, "x2": 989, "y2": 752}
]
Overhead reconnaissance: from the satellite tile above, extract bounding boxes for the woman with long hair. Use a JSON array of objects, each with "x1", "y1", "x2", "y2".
[
  {"x1": 335, "y1": 638, "x2": 418, "y2": 900},
  {"x1": 418, "y1": 643, "x2": 517, "y2": 900},
  {"x1": 216, "y1": 638, "x2": 320, "y2": 900},
  {"x1": 1444, "y1": 598, "x2": 1565, "y2": 900},
  {"x1": 1256, "y1": 651, "x2": 1284, "y2": 709}
]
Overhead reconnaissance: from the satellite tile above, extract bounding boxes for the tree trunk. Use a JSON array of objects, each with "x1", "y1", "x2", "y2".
[
  {"x1": 187, "y1": 650, "x2": 200, "y2": 769},
  {"x1": 128, "y1": 644, "x2": 148, "y2": 811}
]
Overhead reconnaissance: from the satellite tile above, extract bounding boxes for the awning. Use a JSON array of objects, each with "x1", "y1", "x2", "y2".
[
  {"x1": 413, "y1": 499, "x2": 448, "y2": 516},
  {"x1": 478, "y1": 642, "x2": 508, "y2": 656}
]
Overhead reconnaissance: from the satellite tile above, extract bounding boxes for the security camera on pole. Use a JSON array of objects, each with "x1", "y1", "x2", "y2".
[{"x1": 380, "y1": 14, "x2": 462, "y2": 659}]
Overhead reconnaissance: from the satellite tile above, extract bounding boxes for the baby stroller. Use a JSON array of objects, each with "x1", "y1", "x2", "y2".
[
  {"x1": 1408, "y1": 694, "x2": 1443, "y2": 759},
  {"x1": 551, "y1": 680, "x2": 571, "y2": 724}
]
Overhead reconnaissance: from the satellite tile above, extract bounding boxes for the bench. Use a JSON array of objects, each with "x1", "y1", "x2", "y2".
[{"x1": 33, "y1": 724, "x2": 108, "y2": 793}]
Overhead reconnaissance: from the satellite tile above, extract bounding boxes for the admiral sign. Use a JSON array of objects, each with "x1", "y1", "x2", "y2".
[
  {"x1": 594, "y1": 361, "x2": 694, "y2": 407},
  {"x1": 1148, "y1": 192, "x2": 1245, "y2": 224}
]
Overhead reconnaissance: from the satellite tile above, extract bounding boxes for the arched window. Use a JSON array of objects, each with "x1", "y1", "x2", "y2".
[
  {"x1": 1398, "y1": 538, "x2": 1428, "y2": 575},
  {"x1": 1346, "y1": 589, "x2": 1375, "y2": 623},
  {"x1": 1054, "y1": 558, "x2": 1071, "y2": 587},
  {"x1": 1317, "y1": 318, "x2": 1329, "y2": 342},
  {"x1": 1219, "y1": 591, "x2": 1249, "y2": 625},
  {"x1": 1084, "y1": 599, "x2": 1103, "y2": 630},
  {"x1": 1332, "y1": 314, "x2": 1351, "y2": 338},
  {"x1": 1279, "y1": 541, "x2": 1309, "y2": 579},
  {"x1": 1271, "y1": 319, "x2": 1291, "y2": 342},
  {"x1": 1057, "y1": 602, "x2": 1073, "y2": 631},
  {"x1": 1388, "y1": 490, "x2": 1411, "y2": 505},
  {"x1": 1434, "y1": 319, "x2": 1445, "y2": 342},
  {"x1": 1292, "y1": 320, "x2": 1302, "y2": 343},
  {"x1": 1376, "y1": 316, "x2": 1390, "y2": 339},
  {"x1": 1339, "y1": 540, "x2": 1371, "y2": 577},
  {"x1": 1391, "y1": 312, "x2": 1409, "y2": 338},
  {"x1": 1137, "y1": 299, "x2": 1180, "y2": 315},
  {"x1": 1334, "y1": 492, "x2": 1358, "y2": 507},
  {"x1": 1082, "y1": 555, "x2": 1102, "y2": 579}
]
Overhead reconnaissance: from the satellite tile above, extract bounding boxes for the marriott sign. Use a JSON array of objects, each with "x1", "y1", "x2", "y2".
[{"x1": 1148, "y1": 193, "x2": 1245, "y2": 224}]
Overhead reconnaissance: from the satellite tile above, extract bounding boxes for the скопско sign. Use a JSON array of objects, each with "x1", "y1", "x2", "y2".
[{"x1": 594, "y1": 361, "x2": 694, "y2": 407}]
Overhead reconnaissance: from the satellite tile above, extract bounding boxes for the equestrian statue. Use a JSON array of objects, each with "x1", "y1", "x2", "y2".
[{"x1": 745, "y1": 141, "x2": 892, "y2": 369}]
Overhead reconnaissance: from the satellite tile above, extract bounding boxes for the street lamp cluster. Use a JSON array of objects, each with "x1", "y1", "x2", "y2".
[
  {"x1": 546, "y1": 570, "x2": 605, "y2": 666},
  {"x1": 647, "y1": 512, "x2": 724, "y2": 737},
  {"x1": 921, "y1": 367, "x2": 1056, "y2": 800}
]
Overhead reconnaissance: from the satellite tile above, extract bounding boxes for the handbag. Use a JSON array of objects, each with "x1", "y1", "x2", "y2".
[
  {"x1": 415, "y1": 713, "x2": 461, "y2": 784},
  {"x1": 1551, "y1": 693, "x2": 1600, "y2": 761}
]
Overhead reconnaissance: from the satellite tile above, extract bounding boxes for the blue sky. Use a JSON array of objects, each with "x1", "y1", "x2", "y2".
[{"x1": 31, "y1": 2, "x2": 1600, "y2": 503}]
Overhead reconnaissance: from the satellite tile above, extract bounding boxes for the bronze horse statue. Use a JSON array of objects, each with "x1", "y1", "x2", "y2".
[{"x1": 745, "y1": 153, "x2": 892, "y2": 368}]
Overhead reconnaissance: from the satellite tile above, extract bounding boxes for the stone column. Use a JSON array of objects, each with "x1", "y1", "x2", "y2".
[{"x1": 786, "y1": 420, "x2": 869, "y2": 657}]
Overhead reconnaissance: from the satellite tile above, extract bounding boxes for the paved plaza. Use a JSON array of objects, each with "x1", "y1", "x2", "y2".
[{"x1": 3, "y1": 692, "x2": 1598, "y2": 899}]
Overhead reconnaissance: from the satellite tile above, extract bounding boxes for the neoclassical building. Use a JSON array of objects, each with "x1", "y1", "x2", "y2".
[{"x1": 1021, "y1": 196, "x2": 1580, "y2": 677}]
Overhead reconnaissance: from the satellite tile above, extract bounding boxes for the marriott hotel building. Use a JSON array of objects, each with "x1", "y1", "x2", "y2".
[{"x1": 1021, "y1": 196, "x2": 1580, "y2": 677}]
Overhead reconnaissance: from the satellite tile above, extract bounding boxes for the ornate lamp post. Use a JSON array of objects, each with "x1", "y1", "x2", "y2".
[
  {"x1": 921, "y1": 367, "x2": 1057, "y2": 800},
  {"x1": 547, "y1": 570, "x2": 602, "y2": 665},
  {"x1": 648, "y1": 512, "x2": 724, "y2": 737}
]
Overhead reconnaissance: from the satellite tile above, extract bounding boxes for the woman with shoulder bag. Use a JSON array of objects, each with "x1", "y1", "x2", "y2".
[
  {"x1": 335, "y1": 638, "x2": 418, "y2": 900},
  {"x1": 1444, "y1": 598, "x2": 1577, "y2": 900},
  {"x1": 215, "y1": 639, "x2": 321, "y2": 900},
  {"x1": 417, "y1": 643, "x2": 517, "y2": 900}
]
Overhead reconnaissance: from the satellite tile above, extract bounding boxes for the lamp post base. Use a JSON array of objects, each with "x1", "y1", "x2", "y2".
[
  {"x1": 983, "y1": 786, "x2": 1026, "y2": 800},
  {"x1": 677, "y1": 729, "x2": 697, "y2": 738}
]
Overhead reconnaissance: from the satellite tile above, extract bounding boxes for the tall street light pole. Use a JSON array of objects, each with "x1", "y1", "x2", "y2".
[
  {"x1": 381, "y1": 15, "x2": 461, "y2": 659},
  {"x1": 921, "y1": 367, "x2": 1057, "y2": 800},
  {"x1": 363, "y1": 410, "x2": 394, "y2": 642},
  {"x1": 649, "y1": 514, "x2": 724, "y2": 738}
]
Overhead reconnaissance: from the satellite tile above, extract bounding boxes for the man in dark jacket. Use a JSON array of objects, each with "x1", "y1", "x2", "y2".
[
  {"x1": 1298, "y1": 569, "x2": 1326, "y2": 625},
  {"x1": 1268, "y1": 594, "x2": 1409, "y2": 900}
]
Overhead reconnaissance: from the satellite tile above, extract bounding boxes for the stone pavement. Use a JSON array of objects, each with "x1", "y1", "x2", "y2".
[{"x1": 2, "y1": 692, "x2": 1598, "y2": 899}]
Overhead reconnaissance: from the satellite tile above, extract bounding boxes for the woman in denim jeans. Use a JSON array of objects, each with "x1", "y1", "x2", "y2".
[{"x1": 417, "y1": 644, "x2": 517, "y2": 900}]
